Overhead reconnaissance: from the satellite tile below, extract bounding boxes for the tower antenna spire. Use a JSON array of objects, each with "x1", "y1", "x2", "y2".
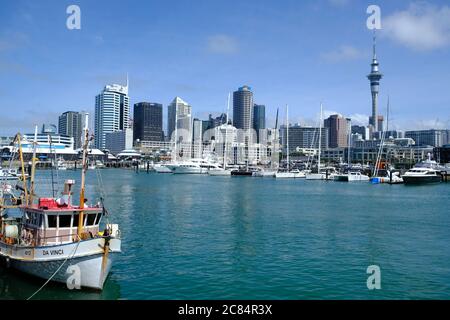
[{"x1": 373, "y1": 29, "x2": 377, "y2": 60}]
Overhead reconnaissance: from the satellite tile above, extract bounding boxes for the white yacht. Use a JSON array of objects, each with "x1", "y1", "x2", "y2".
[
  {"x1": 275, "y1": 169, "x2": 305, "y2": 179},
  {"x1": 167, "y1": 159, "x2": 222, "y2": 174},
  {"x1": 402, "y1": 167, "x2": 441, "y2": 185},
  {"x1": 334, "y1": 171, "x2": 370, "y2": 182},
  {"x1": 154, "y1": 163, "x2": 172, "y2": 173}
]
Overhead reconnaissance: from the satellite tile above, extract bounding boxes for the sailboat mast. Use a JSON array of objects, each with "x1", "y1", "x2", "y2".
[
  {"x1": 224, "y1": 93, "x2": 230, "y2": 169},
  {"x1": 318, "y1": 103, "x2": 323, "y2": 173},
  {"x1": 286, "y1": 105, "x2": 289, "y2": 172},
  {"x1": 77, "y1": 113, "x2": 90, "y2": 239},
  {"x1": 29, "y1": 126, "x2": 38, "y2": 204}
]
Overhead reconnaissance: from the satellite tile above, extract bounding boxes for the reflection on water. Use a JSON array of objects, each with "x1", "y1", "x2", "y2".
[{"x1": 1, "y1": 169, "x2": 450, "y2": 300}]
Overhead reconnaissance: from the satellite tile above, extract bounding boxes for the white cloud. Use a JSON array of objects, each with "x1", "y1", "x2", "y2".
[
  {"x1": 206, "y1": 35, "x2": 238, "y2": 54},
  {"x1": 320, "y1": 45, "x2": 366, "y2": 62},
  {"x1": 383, "y1": 2, "x2": 450, "y2": 51}
]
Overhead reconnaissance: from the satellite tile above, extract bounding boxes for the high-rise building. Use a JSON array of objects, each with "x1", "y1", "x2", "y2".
[
  {"x1": 253, "y1": 104, "x2": 266, "y2": 142},
  {"x1": 94, "y1": 82, "x2": 130, "y2": 149},
  {"x1": 324, "y1": 114, "x2": 349, "y2": 148},
  {"x1": 367, "y1": 35, "x2": 383, "y2": 132},
  {"x1": 58, "y1": 111, "x2": 82, "y2": 149},
  {"x1": 167, "y1": 97, "x2": 192, "y2": 142},
  {"x1": 133, "y1": 102, "x2": 163, "y2": 142},
  {"x1": 233, "y1": 86, "x2": 254, "y2": 130}
]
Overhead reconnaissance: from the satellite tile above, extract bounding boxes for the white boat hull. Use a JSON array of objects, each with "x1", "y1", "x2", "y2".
[
  {"x1": 0, "y1": 238, "x2": 121, "y2": 290},
  {"x1": 253, "y1": 171, "x2": 277, "y2": 177},
  {"x1": 275, "y1": 172, "x2": 305, "y2": 179},
  {"x1": 208, "y1": 169, "x2": 231, "y2": 176},
  {"x1": 154, "y1": 165, "x2": 172, "y2": 173}
]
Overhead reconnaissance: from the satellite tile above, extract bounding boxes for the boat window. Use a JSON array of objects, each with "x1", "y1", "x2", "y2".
[
  {"x1": 87, "y1": 214, "x2": 97, "y2": 226},
  {"x1": 73, "y1": 214, "x2": 79, "y2": 228},
  {"x1": 59, "y1": 214, "x2": 72, "y2": 228},
  {"x1": 38, "y1": 214, "x2": 43, "y2": 227},
  {"x1": 48, "y1": 215, "x2": 57, "y2": 228}
]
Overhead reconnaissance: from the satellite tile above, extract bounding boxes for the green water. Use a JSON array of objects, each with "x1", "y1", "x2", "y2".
[{"x1": 1, "y1": 169, "x2": 449, "y2": 300}]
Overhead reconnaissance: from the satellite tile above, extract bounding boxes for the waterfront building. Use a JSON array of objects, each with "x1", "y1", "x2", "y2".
[
  {"x1": 105, "y1": 128, "x2": 133, "y2": 156},
  {"x1": 2, "y1": 133, "x2": 77, "y2": 161},
  {"x1": 324, "y1": 114, "x2": 348, "y2": 148},
  {"x1": 434, "y1": 144, "x2": 450, "y2": 164},
  {"x1": 405, "y1": 129, "x2": 449, "y2": 147},
  {"x1": 233, "y1": 86, "x2": 254, "y2": 130},
  {"x1": 94, "y1": 81, "x2": 130, "y2": 149},
  {"x1": 133, "y1": 102, "x2": 163, "y2": 143},
  {"x1": 367, "y1": 35, "x2": 383, "y2": 132},
  {"x1": 280, "y1": 124, "x2": 329, "y2": 155},
  {"x1": 59, "y1": 111, "x2": 82, "y2": 149}
]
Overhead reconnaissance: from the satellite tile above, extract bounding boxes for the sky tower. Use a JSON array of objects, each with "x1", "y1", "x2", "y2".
[{"x1": 367, "y1": 33, "x2": 383, "y2": 132}]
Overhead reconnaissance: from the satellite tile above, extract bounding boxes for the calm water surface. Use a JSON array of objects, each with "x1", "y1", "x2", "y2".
[{"x1": 1, "y1": 169, "x2": 449, "y2": 300}]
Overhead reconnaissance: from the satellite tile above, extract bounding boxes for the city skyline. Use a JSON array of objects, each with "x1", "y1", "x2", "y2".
[{"x1": 1, "y1": 0, "x2": 450, "y2": 136}]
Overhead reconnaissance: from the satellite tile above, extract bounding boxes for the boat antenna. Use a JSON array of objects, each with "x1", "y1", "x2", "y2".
[{"x1": 77, "y1": 113, "x2": 90, "y2": 239}]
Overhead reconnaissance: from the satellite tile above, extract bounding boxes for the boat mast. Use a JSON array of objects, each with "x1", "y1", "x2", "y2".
[
  {"x1": 29, "y1": 126, "x2": 38, "y2": 205},
  {"x1": 17, "y1": 134, "x2": 29, "y2": 205},
  {"x1": 77, "y1": 113, "x2": 90, "y2": 239},
  {"x1": 286, "y1": 104, "x2": 289, "y2": 172},
  {"x1": 318, "y1": 103, "x2": 323, "y2": 173},
  {"x1": 224, "y1": 93, "x2": 230, "y2": 169}
]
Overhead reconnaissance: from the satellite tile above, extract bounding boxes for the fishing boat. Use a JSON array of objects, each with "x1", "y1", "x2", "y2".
[{"x1": 0, "y1": 120, "x2": 121, "y2": 291}]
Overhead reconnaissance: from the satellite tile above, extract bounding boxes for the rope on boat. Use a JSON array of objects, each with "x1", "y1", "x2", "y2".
[{"x1": 26, "y1": 238, "x2": 81, "y2": 300}]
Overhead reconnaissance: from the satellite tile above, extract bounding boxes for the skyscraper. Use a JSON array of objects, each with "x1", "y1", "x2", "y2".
[
  {"x1": 253, "y1": 104, "x2": 266, "y2": 142},
  {"x1": 324, "y1": 114, "x2": 349, "y2": 148},
  {"x1": 94, "y1": 82, "x2": 130, "y2": 149},
  {"x1": 233, "y1": 86, "x2": 253, "y2": 130},
  {"x1": 133, "y1": 102, "x2": 163, "y2": 142},
  {"x1": 167, "y1": 97, "x2": 192, "y2": 142},
  {"x1": 58, "y1": 111, "x2": 82, "y2": 149},
  {"x1": 367, "y1": 35, "x2": 383, "y2": 132}
]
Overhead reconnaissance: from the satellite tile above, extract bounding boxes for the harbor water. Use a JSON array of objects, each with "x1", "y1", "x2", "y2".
[{"x1": 1, "y1": 169, "x2": 449, "y2": 299}]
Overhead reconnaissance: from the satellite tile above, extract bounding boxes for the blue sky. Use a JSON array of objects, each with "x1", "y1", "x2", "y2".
[{"x1": 0, "y1": 0, "x2": 449, "y2": 135}]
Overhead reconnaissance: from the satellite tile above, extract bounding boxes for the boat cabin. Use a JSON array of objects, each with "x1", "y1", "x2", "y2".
[{"x1": 20, "y1": 197, "x2": 103, "y2": 246}]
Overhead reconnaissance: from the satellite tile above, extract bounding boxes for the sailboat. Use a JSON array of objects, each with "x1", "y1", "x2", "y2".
[
  {"x1": 275, "y1": 105, "x2": 305, "y2": 179},
  {"x1": 209, "y1": 93, "x2": 232, "y2": 176},
  {"x1": 0, "y1": 117, "x2": 121, "y2": 291},
  {"x1": 305, "y1": 103, "x2": 334, "y2": 180},
  {"x1": 253, "y1": 108, "x2": 279, "y2": 177},
  {"x1": 369, "y1": 97, "x2": 403, "y2": 184}
]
